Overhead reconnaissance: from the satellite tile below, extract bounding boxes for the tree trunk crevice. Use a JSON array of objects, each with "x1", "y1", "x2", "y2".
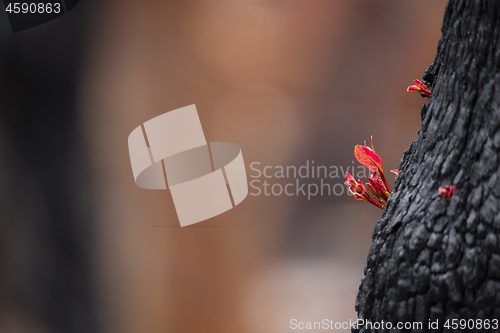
[{"x1": 353, "y1": 1, "x2": 500, "y2": 331}]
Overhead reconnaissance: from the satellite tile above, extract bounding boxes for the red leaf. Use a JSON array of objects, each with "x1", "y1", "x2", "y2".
[
  {"x1": 354, "y1": 144, "x2": 384, "y2": 175},
  {"x1": 407, "y1": 79, "x2": 432, "y2": 97}
]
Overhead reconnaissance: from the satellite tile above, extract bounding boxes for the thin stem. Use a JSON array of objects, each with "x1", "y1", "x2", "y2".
[
  {"x1": 364, "y1": 195, "x2": 385, "y2": 210},
  {"x1": 380, "y1": 172, "x2": 392, "y2": 195}
]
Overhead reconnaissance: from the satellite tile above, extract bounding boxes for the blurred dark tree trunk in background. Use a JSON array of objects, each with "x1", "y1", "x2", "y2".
[
  {"x1": 353, "y1": 1, "x2": 500, "y2": 331},
  {"x1": 0, "y1": 2, "x2": 99, "y2": 333}
]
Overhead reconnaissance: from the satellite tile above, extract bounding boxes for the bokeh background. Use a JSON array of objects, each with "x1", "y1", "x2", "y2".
[{"x1": 0, "y1": 1, "x2": 448, "y2": 332}]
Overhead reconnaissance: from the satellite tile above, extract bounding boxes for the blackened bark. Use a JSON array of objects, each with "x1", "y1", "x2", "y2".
[{"x1": 353, "y1": 1, "x2": 500, "y2": 332}]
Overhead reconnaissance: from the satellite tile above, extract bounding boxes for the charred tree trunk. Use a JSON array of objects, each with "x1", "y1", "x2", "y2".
[{"x1": 353, "y1": 1, "x2": 500, "y2": 332}]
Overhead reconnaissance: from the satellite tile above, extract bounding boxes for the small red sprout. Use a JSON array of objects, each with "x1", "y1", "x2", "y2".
[
  {"x1": 390, "y1": 169, "x2": 399, "y2": 180},
  {"x1": 438, "y1": 185, "x2": 456, "y2": 201},
  {"x1": 345, "y1": 137, "x2": 397, "y2": 210},
  {"x1": 407, "y1": 79, "x2": 432, "y2": 97},
  {"x1": 345, "y1": 172, "x2": 385, "y2": 209}
]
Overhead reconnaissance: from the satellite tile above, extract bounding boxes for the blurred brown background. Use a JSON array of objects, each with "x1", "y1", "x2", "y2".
[{"x1": 0, "y1": 1, "x2": 447, "y2": 332}]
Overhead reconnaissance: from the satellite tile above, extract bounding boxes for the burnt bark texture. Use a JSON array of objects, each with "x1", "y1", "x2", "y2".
[{"x1": 353, "y1": 1, "x2": 500, "y2": 332}]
